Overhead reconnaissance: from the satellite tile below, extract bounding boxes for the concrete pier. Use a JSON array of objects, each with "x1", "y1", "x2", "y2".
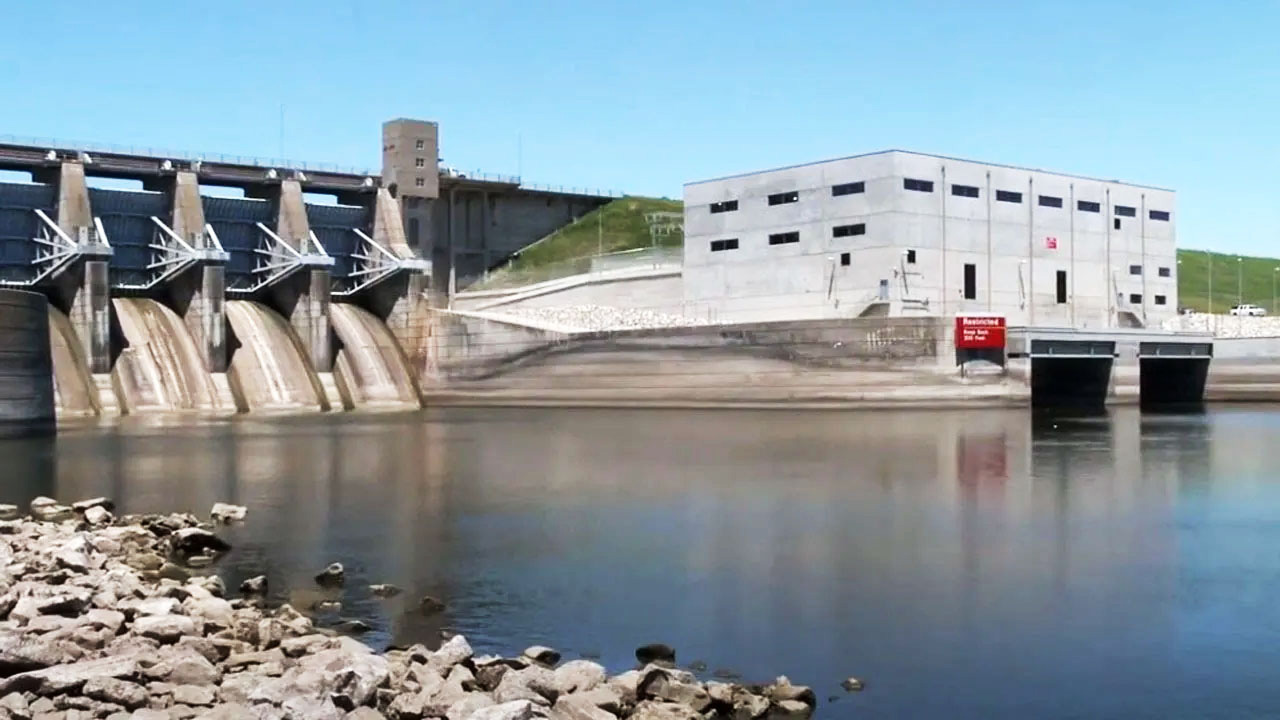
[{"x1": 0, "y1": 290, "x2": 55, "y2": 430}]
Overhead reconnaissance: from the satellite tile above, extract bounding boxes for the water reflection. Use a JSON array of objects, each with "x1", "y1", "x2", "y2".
[{"x1": 3, "y1": 406, "x2": 1280, "y2": 718}]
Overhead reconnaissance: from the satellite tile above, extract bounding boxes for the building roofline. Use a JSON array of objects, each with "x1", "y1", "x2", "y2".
[{"x1": 684, "y1": 149, "x2": 1174, "y2": 192}]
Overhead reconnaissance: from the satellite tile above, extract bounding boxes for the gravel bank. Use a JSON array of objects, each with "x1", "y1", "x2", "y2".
[
  {"x1": 0, "y1": 498, "x2": 827, "y2": 719},
  {"x1": 500, "y1": 306, "x2": 709, "y2": 333},
  {"x1": 1162, "y1": 312, "x2": 1280, "y2": 338}
]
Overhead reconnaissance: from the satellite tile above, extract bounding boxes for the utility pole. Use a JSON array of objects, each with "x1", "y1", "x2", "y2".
[
  {"x1": 1208, "y1": 251, "x2": 1213, "y2": 315},
  {"x1": 1273, "y1": 267, "x2": 1278, "y2": 314},
  {"x1": 1237, "y1": 256, "x2": 1243, "y2": 305}
]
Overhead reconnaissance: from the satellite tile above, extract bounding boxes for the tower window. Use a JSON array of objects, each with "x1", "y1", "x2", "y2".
[
  {"x1": 832, "y1": 223, "x2": 866, "y2": 238},
  {"x1": 832, "y1": 182, "x2": 865, "y2": 196},
  {"x1": 767, "y1": 191, "x2": 799, "y2": 206},
  {"x1": 903, "y1": 178, "x2": 934, "y2": 192},
  {"x1": 710, "y1": 200, "x2": 738, "y2": 214},
  {"x1": 951, "y1": 184, "x2": 979, "y2": 198},
  {"x1": 840, "y1": 252, "x2": 851, "y2": 266}
]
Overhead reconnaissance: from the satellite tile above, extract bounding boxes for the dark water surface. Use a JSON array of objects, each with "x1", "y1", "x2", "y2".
[{"x1": 4, "y1": 406, "x2": 1280, "y2": 718}]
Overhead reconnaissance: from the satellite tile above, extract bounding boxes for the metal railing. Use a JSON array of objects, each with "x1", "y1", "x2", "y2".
[
  {"x1": 0, "y1": 134, "x2": 625, "y2": 197},
  {"x1": 466, "y1": 246, "x2": 682, "y2": 292},
  {"x1": 0, "y1": 133, "x2": 377, "y2": 176}
]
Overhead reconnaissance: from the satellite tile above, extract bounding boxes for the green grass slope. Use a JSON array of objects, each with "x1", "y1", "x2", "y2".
[
  {"x1": 503, "y1": 196, "x2": 683, "y2": 271},
  {"x1": 1177, "y1": 249, "x2": 1280, "y2": 313}
]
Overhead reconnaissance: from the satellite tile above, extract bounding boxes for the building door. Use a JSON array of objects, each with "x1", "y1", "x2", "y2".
[
  {"x1": 879, "y1": 279, "x2": 889, "y2": 300},
  {"x1": 1056, "y1": 270, "x2": 1068, "y2": 304},
  {"x1": 964, "y1": 264, "x2": 977, "y2": 300}
]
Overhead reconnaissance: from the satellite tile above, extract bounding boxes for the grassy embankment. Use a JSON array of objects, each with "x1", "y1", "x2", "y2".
[
  {"x1": 486, "y1": 196, "x2": 1278, "y2": 314},
  {"x1": 483, "y1": 196, "x2": 682, "y2": 283},
  {"x1": 1176, "y1": 249, "x2": 1280, "y2": 313}
]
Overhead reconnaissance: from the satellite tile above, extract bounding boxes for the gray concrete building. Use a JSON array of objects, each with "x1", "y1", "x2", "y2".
[{"x1": 683, "y1": 151, "x2": 1177, "y2": 328}]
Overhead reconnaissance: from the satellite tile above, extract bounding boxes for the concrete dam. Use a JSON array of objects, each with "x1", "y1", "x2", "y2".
[{"x1": 0, "y1": 147, "x2": 432, "y2": 417}]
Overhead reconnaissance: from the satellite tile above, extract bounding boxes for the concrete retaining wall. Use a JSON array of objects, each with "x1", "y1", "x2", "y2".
[
  {"x1": 0, "y1": 289, "x2": 55, "y2": 429},
  {"x1": 454, "y1": 269, "x2": 684, "y2": 315},
  {"x1": 423, "y1": 311, "x2": 1024, "y2": 407}
]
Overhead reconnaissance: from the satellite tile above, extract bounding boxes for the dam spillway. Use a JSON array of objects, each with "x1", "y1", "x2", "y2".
[
  {"x1": 331, "y1": 303, "x2": 421, "y2": 409},
  {"x1": 225, "y1": 300, "x2": 328, "y2": 413},
  {"x1": 0, "y1": 151, "x2": 433, "y2": 419}
]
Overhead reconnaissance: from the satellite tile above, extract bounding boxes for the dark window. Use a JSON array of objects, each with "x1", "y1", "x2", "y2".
[
  {"x1": 1129, "y1": 264, "x2": 1142, "y2": 275},
  {"x1": 1115, "y1": 205, "x2": 1136, "y2": 217},
  {"x1": 767, "y1": 191, "x2": 799, "y2": 206},
  {"x1": 709, "y1": 238, "x2": 738, "y2": 252},
  {"x1": 906, "y1": 249, "x2": 917, "y2": 264},
  {"x1": 996, "y1": 190, "x2": 1022, "y2": 203},
  {"x1": 903, "y1": 178, "x2": 934, "y2": 193},
  {"x1": 710, "y1": 200, "x2": 738, "y2": 214},
  {"x1": 832, "y1": 223, "x2": 866, "y2": 238},
  {"x1": 840, "y1": 252, "x2": 851, "y2": 266},
  {"x1": 951, "y1": 184, "x2": 979, "y2": 198},
  {"x1": 964, "y1": 263, "x2": 977, "y2": 300},
  {"x1": 1155, "y1": 295, "x2": 1167, "y2": 305},
  {"x1": 768, "y1": 231, "x2": 800, "y2": 245},
  {"x1": 1077, "y1": 200, "x2": 1101, "y2": 213},
  {"x1": 1158, "y1": 266, "x2": 1171, "y2": 278},
  {"x1": 1038, "y1": 195, "x2": 1063, "y2": 208},
  {"x1": 414, "y1": 178, "x2": 425, "y2": 187},
  {"x1": 1056, "y1": 270, "x2": 1068, "y2": 304},
  {"x1": 1150, "y1": 209, "x2": 1171, "y2": 221},
  {"x1": 1114, "y1": 218, "x2": 1122, "y2": 230},
  {"x1": 832, "y1": 182, "x2": 864, "y2": 197},
  {"x1": 1129, "y1": 293, "x2": 1143, "y2": 304},
  {"x1": 414, "y1": 157, "x2": 425, "y2": 168},
  {"x1": 415, "y1": 139, "x2": 425, "y2": 150}
]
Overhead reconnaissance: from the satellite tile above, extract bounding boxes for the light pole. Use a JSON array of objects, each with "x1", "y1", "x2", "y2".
[
  {"x1": 1207, "y1": 251, "x2": 1213, "y2": 315},
  {"x1": 1237, "y1": 256, "x2": 1243, "y2": 306},
  {"x1": 1273, "y1": 267, "x2": 1279, "y2": 314}
]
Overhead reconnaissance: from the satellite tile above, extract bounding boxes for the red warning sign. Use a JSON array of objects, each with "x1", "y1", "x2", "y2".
[
  {"x1": 955, "y1": 315, "x2": 1006, "y2": 350},
  {"x1": 1045, "y1": 236, "x2": 1058, "y2": 249}
]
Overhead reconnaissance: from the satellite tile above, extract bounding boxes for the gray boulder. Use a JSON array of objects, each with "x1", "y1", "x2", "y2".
[
  {"x1": 133, "y1": 614, "x2": 197, "y2": 643},
  {"x1": 634, "y1": 643, "x2": 676, "y2": 666},
  {"x1": 637, "y1": 668, "x2": 712, "y2": 713},
  {"x1": 314, "y1": 563, "x2": 345, "y2": 588},
  {"x1": 0, "y1": 653, "x2": 140, "y2": 696},
  {"x1": 628, "y1": 701, "x2": 700, "y2": 720},
  {"x1": 430, "y1": 634, "x2": 473, "y2": 670},
  {"x1": 469, "y1": 700, "x2": 537, "y2": 720},
  {"x1": 84, "y1": 506, "x2": 114, "y2": 526},
  {"x1": 71, "y1": 497, "x2": 115, "y2": 513},
  {"x1": 169, "y1": 528, "x2": 230, "y2": 559},
  {"x1": 445, "y1": 694, "x2": 495, "y2": 720},
  {"x1": 549, "y1": 693, "x2": 617, "y2": 720},
  {"x1": 0, "y1": 505, "x2": 19, "y2": 521},
  {"x1": 522, "y1": 645, "x2": 561, "y2": 667},
  {"x1": 493, "y1": 666, "x2": 559, "y2": 707},
  {"x1": 209, "y1": 503, "x2": 247, "y2": 523},
  {"x1": 552, "y1": 659, "x2": 606, "y2": 694},
  {"x1": 239, "y1": 575, "x2": 267, "y2": 597},
  {"x1": 82, "y1": 677, "x2": 148, "y2": 709},
  {"x1": 368, "y1": 584, "x2": 401, "y2": 597}
]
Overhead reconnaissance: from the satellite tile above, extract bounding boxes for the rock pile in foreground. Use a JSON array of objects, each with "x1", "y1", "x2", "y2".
[{"x1": 0, "y1": 499, "x2": 819, "y2": 719}]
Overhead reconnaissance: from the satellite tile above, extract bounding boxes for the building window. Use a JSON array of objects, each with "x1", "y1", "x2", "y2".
[
  {"x1": 906, "y1": 249, "x2": 917, "y2": 264},
  {"x1": 832, "y1": 223, "x2": 866, "y2": 238},
  {"x1": 710, "y1": 200, "x2": 738, "y2": 214},
  {"x1": 1115, "y1": 205, "x2": 1137, "y2": 217},
  {"x1": 414, "y1": 177, "x2": 425, "y2": 187},
  {"x1": 903, "y1": 178, "x2": 934, "y2": 193},
  {"x1": 414, "y1": 158, "x2": 425, "y2": 168},
  {"x1": 415, "y1": 139, "x2": 425, "y2": 150},
  {"x1": 1077, "y1": 200, "x2": 1100, "y2": 213},
  {"x1": 1114, "y1": 218, "x2": 1122, "y2": 230},
  {"x1": 1155, "y1": 295, "x2": 1167, "y2": 305},
  {"x1": 1158, "y1": 266, "x2": 1171, "y2": 278},
  {"x1": 1038, "y1": 195, "x2": 1063, "y2": 208},
  {"x1": 951, "y1": 184, "x2": 979, "y2": 198},
  {"x1": 768, "y1": 231, "x2": 800, "y2": 245},
  {"x1": 840, "y1": 252, "x2": 851, "y2": 266},
  {"x1": 832, "y1": 181, "x2": 864, "y2": 197},
  {"x1": 1150, "y1": 209, "x2": 1171, "y2": 221},
  {"x1": 710, "y1": 238, "x2": 738, "y2": 252},
  {"x1": 964, "y1": 263, "x2": 977, "y2": 300},
  {"x1": 1056, "y1": 270, "x2": 1068, "y2": 304},
  {"x1": 767, "y1": 191, "x2": 799, "y2": 206},
  {"x1": 1129, "y1": 264, "x2": 1142, "y2": 275},
  {"x1": 996, "y1": 190, "x2": 1022, "y2": 203},
  {"x1": 1129, "y1": 293, "x2": 1143, "y2": 304}
]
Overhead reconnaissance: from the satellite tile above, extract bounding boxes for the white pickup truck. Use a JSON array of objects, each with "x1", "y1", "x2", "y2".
[{"x1": 1229, "y1": 304, "x2": 1267, "y2": 317}]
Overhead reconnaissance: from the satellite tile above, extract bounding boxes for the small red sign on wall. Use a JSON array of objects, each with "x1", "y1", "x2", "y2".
[
  {"x1": 1045, "y1": 236, "x2": 1058, "y2": 249},
  {"x1": 955, "y1": 315, "x2": 1007, "y2": 350}
]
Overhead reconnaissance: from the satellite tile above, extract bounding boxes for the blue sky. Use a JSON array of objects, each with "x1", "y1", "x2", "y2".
[{"x1": 1, "y1": 1, "x2": 1276, "y2": 254}]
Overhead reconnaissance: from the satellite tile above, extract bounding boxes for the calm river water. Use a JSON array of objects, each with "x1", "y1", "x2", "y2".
[{"x1": 4, "y1": 406, "x2": 1280, "y2": 718}]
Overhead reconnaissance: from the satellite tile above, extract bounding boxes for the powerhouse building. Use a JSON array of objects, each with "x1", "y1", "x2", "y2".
[{"x1": 682, "y1": 150, "x2": 1176, "y2": 328}]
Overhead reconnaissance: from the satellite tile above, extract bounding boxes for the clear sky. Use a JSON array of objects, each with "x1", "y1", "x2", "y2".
[{"x1": 0, "y1": 1, "x2": 1275, "y2": 254}]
